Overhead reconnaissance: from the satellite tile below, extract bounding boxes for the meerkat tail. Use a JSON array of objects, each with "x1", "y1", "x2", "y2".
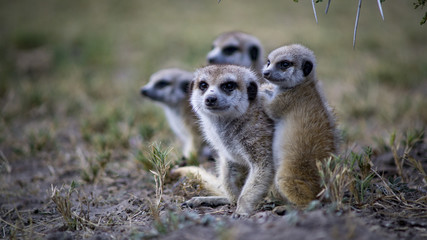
[{"x1": 171, "y1": 166, "x2": 224, "y2": 196}]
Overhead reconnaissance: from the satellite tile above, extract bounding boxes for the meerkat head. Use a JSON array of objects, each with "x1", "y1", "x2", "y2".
[
  {"x1": 191, "y1": 65, "x2": 258, "y2": 119},
  {"x1": 263, "y1": 44, "x2": 316, "y2": 89},
  {"x1": 141, "y1": 68, "x2": 193, "y2": 107},
  {"x1": 206, "y1": 31, "x2": 264, "y2": 72}
]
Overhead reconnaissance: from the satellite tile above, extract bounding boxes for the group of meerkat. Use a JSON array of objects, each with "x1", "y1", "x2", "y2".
[{"x1": 141, "y1": 31, "x2": 339, "y2": 217}]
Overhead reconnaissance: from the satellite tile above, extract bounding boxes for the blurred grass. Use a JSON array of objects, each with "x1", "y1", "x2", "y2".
[{"x1": 0, "y1": 0, "x2": 426, "y2": 156}]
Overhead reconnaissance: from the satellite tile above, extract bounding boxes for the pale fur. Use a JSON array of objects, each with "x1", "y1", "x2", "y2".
[
  {"x1": 207, "y1": 31, "x2": 265, "y2": 76},
  {"x1": 262, "y1": 44, "x2": 339, "y2": 207},
  {"x1": 185, "y1": 65, "x2": 275, "y2": 217},
  {"x1": 140, "y1": 68, "x2": 209, "y2": 160}
]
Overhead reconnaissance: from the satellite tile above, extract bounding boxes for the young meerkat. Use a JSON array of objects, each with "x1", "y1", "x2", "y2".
[
  {"x1": 207, "y1": 31, "x2": 265, "y2": 75},
  {"x1": 262, "y1": 44, "x2": 339, "y2": 207},
  {"x1": 140, "y1": 68, "x2": 210, "y2": 161},
  {"x1": 186, "y1": 64, "x2": 275, "y2": 217}
]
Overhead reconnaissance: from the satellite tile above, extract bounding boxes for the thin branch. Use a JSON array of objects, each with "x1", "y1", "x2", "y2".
[
  {"x1": 377, "y1": 0, "x2": 385, "y2": 20},
  {"x1": 353, "y1": 0, "x2": 362, "y2": 48},
  {"x1": 325, "y1": 0, "x2": 332, "y2": 14},
  {"x1": 312, "y1": 0, "x2": 318, "y2": 23}
]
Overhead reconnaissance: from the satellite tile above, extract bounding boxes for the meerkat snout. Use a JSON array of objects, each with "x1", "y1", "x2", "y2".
[
  {"x1": 205, "y1": 96, "x2": 218, "y2": 107},
  {"x1": 207, "y1": 31, "x2": 264, "y2": 75},
  {"x1": 140, "y1": 68, "x2": 212, "y2": 161}
]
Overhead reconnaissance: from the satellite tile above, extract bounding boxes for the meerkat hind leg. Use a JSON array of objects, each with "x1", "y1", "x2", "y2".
[
  {"x1": 277, "y1": 176, "x2": 320, "y2": 207},
  {"x1": 183, "y1": 196, "x2": 230, "y2": 208}
]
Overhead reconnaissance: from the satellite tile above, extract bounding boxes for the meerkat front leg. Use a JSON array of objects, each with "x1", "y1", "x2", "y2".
[
  {"x1": 233, "y1": 162, "x2": 275, "y2": 217},
  {"x1": 218, "y1": 159, "x2": 248, "y2": 203}
]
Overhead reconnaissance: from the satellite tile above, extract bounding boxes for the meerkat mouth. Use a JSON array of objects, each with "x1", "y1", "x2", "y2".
[{"x1": 205, "y1": 105, "x2": 230, "y2": 112}]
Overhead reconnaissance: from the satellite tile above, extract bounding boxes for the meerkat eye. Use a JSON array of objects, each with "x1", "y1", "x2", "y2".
[
  {"x1": 222, "y1": 46, "x2": 239, "y2": 56},
  {"x1": 155, "y1": 80, "x2": 170, "y2": 89},
  {"x1": 199, "y1": 81, "x2": 209, "y2": 91},
  {"x1": 277, "y1": 60, "x2": 292, "y2": 70},
  {"x1": 221, "y1": 81, "x2": 237, "y2": 93},
  {"x1": 267, "y1": 60, "x2": 271, "y2": 67}
]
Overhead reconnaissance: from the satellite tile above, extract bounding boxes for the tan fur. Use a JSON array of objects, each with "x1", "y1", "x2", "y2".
[
  {"x1": 141, "y1": 68, "x2": 210, "y2": 161},
  {"x1": 262, "y1": 44, "x2": 339, "y2": 207},
  {"x1": 207, "y1": 31, "x2": 265, "y2": 76},
  {"x1": 171, "y1": 166, "x2": 224, "y2": 196},
  {"x1": 188, "y1": 65, "x2": 275, "y2": 217}
]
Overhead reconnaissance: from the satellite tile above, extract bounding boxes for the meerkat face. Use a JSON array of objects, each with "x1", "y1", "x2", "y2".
[
  {"x1": 263, "y1": 44, "x2": 316, "y2": 89},
  {"x1": 141, "y1": 68, "x2": 193, "y2": 107},
  {"x1": 206, "y1": 32, "x2": 263, "y2": 70},
  {"x1": 191, "y1": 65, "x2": 258, "y2": 119}
]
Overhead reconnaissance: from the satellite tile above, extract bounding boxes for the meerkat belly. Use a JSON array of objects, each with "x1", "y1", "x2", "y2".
[
  {"x1": 273, "y1": 118, "x2": 292, "y2": 168},
  {"x1": 164, "y1": 107, "x2": 191, "y2": 143}
]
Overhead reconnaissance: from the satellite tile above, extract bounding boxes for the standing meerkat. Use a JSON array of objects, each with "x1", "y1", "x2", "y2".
[
  {"x1": 140, "y1": 68, "x2": 210, "y2": 161},
  {"x1": 262, "y1": 44, "x2": 339, "y2": 207},
  {"x1": 186, "y1": 64, "x2": 275, "y2": 217},
  {"x1": 207, "y1": 31, "x2": 265, "y2": 75}
]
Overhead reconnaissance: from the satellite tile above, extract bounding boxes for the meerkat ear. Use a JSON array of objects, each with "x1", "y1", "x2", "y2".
[
  {"x1": 247, "y1": 81, "x2": 258, "y2": 101},
  {"x1": 249, "y1": 45, "x2": 259, "y2": 62},
  {"x1": 180, "y1": 81, "x2": 191, "y2": 94},
  {"x1": 302, "y1": 60, "x2": 313, "y2": 77}
]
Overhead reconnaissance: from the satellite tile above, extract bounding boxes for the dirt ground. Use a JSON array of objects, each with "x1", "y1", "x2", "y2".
[{"x1": 0, "y1": 117, "x2": 426, "y2": 239}]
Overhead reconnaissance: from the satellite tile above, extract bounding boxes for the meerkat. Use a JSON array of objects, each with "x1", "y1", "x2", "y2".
[
  {"x1": 207, "y1": 31, "x2": 265, "y2": 76},
  {"x1": 261, "y1": 44, "x2": 339, "y2": 207},
  {"x1": 140, "y1": 68, "x2": 210, "y2": 161},
  {"x1": 184, "y1": 64, "x2": 275, "y2": 217}
]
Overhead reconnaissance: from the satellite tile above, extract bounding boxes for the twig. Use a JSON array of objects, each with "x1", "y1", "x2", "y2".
[
  {"x1": 325, "y1": 0, "x2": 332, "y2": 14},
  {"x1": 377, "y1": 0, "x2": 384, "y2": 20},
  {"x1": 353, "y1": 0, "x2": 362, "y2": 48},
  {"x1": 0, "y1": 150, "x2": 12, "y2": 173},
  {"x1": 0, "y1": 217, "x2": 45, "y2": 237},
  {"x1": 312, "y1": 0, "x2": 318, "y2": 23}
]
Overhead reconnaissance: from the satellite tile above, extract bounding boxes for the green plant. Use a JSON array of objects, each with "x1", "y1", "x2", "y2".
[
  {"x1": 317, "y1": 155, "x2": 351, "y2": 209},
  {"x1": 348, "y1": 147, "x2": 375, "y2": 205},
  {"x1": 144, "y1": 143, "x2": 173, "y2": 219},
  {"x1": 28, "y1": 128, "x2": 56, "y2": 153},
  {"x1": 389, "y1": 129, "x2": 424, "y2": 181},
  {"x1": 79, "y1": 149, "x2": 112, "y2": 183},
  {"x1": 317, "y1": 148, "x2": 376, "y2": 207},
  {"x1": 50, "y1": 182, "x2": 78, "y2": 230}
]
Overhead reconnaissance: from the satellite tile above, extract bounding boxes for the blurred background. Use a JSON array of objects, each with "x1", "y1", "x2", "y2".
[{"x1": 1, "y1": 0, "x2": 426, "y2": 158}]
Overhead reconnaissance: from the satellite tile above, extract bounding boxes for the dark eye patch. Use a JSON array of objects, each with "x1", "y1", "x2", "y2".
[
  {"x1": 222, "y1": 46, "x2": 239, "y2": 56},
  {"x1": 277, "y1": 60, "x2": 293, "y2": 70},
  {"x1": 220, "y1": 81, "x2": 237, "y2": 93},
  {"x1": 199, "y1": 81, "x2": 209, "y2": 91},
  {"x1": 155, "y1": 79, "x2": 170, "y2": 89},
  {"x1": 267, "y1": 60, "x2": 271, "y2": 67}
]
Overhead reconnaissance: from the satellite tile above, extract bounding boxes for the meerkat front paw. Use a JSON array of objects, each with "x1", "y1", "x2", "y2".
[{"x1": 182, "y1": 196, "x2": 230, "y2": 208}]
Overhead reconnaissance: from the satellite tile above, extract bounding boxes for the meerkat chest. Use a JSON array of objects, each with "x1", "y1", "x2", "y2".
[
  {"x1": 201, "y1": 116, "x2": 247, "y2": 163},
  {"x1": 163, "y1": 107, "x2": 191, "y2": 142},
  {"x1": 273, "y1": 118, "x2": 289, "y2": 167}
]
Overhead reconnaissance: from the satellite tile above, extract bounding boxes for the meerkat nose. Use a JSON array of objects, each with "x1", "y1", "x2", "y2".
[
  {"x1": 140, "y1": 88, "x2": 148, "y2": 97},
  {"x1": 208, "y1": 57, "x2": 217, "y2": 64},
  {"x1": 205, "y1": 96, "x2": 218, "y2": 106},
  {"x1": 263, "y1": 70, "x2": 271, "y2": 78}
]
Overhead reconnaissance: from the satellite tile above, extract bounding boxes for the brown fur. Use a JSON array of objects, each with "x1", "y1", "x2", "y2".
[{"x1": 263, "y1": 44, "x2": 338, "y2": 207}]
